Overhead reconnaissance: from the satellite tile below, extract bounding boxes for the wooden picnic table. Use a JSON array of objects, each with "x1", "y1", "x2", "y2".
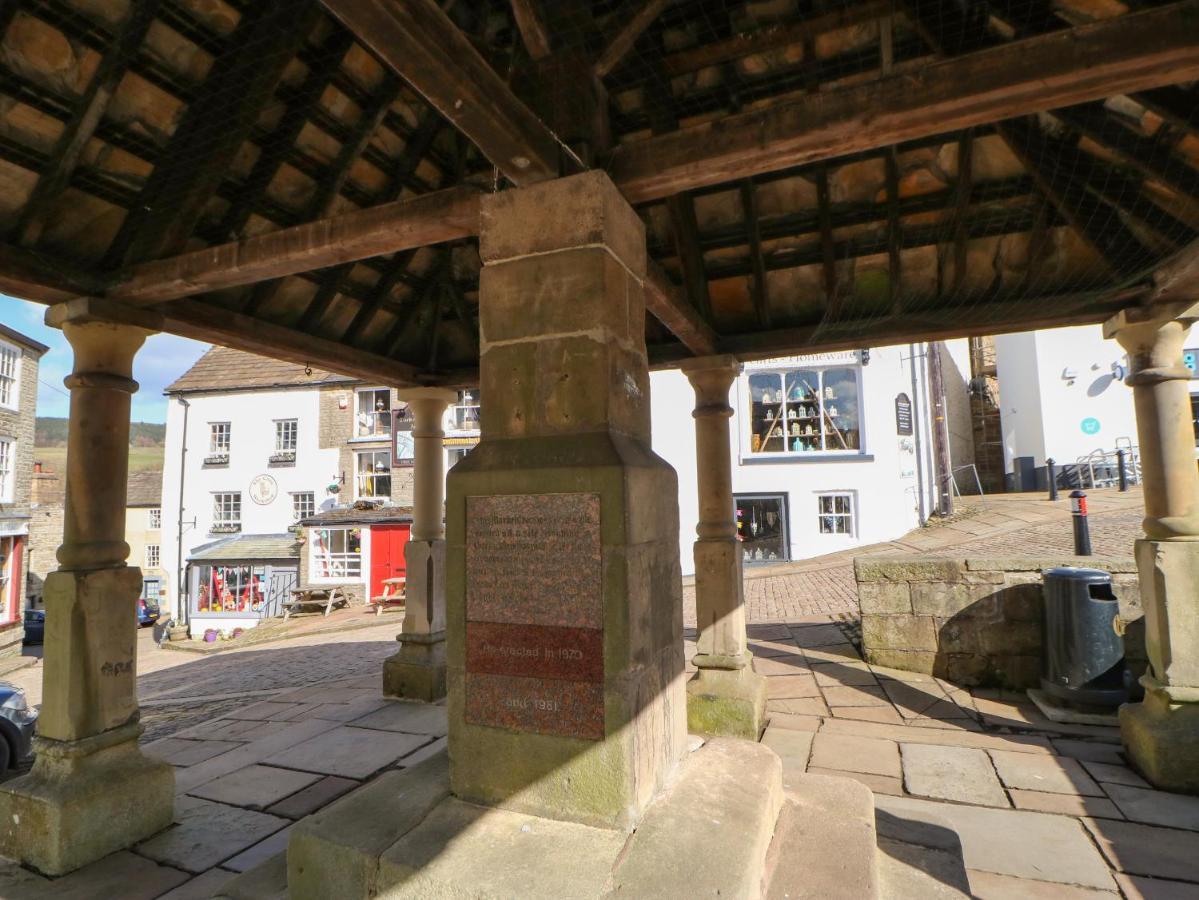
[
  {"x1": 282, "y1": 586, "x2": 348, "y2": 621},
  {"x1": 370, "y1": 577, "x2": 406, "y2": 617}
]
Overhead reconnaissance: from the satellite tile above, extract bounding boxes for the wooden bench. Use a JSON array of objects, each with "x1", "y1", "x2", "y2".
[
  {"x1": 282, "y1": 587, "x2": 348, "y2": 621},
  {"x1": 369, "y1": 577, "x2": 406, "y2": 617}
]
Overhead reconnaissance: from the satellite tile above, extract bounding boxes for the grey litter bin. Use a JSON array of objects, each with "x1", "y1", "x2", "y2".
[{"x1": 1040, "y1": 567, "x2": 1128, "y2": 707}]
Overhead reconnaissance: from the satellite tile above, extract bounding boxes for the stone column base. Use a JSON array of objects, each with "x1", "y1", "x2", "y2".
[
  {"x1": 686, "y1": 665, "x2": 767, "y2": 740},
  {"x1": 0, "y1": 723, "x2": 174, "y2": 875},
  {"x1": 383, "y1": 631, "x2": 447, "y2": 702},
  {"x1": 1121, "y1": 678, "x2": 1199, "y2": 794}
]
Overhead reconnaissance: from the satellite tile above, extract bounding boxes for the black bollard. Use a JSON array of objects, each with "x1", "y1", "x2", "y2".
[
  {"x1": 1047, "y1": 458, "x2": 1058, "y2": 501},
  {"x1": 1117, "y1": 449, "x2": 1129, "y2": 492},
  {"x1": 1070, "y1": 490, "x2": 1092, "y2": 556}
]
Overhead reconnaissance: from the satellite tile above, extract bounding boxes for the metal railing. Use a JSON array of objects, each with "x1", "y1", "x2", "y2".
[{"x1": 1072, "y1": 441, "x2": 1140, "y2": 490}]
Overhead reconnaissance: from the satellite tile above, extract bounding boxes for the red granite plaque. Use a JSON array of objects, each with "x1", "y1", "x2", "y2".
[
  {"x1": 465, "y1": 673, "x2": 605, "y2": 741},
  {"x1": 465, "y1": 493, "x2": 604, "y2": 740},
  {"x1": 466, "y1": 622, "x2": 603, "y2": 682}
]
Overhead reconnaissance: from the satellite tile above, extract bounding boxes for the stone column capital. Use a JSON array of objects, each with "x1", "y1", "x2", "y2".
[
  {"x1": 397, "y1": 387, "x2": 460, "y2": 406},
  {"x1": 682, "y1": 356, "x2": 740, "y2": 413}
]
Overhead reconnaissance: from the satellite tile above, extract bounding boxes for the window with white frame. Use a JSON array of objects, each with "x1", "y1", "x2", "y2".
[
  {"x1": 817, "y1": 493, "x2": 855, "y2": 535},
  {"x1": 145, "y1": 544, "x2": 160, "y2": 568},
  {"x1": 210, "y1": 422, "x2": 231, "y2": 452},
  {"x1": 292, "y1": 491, "x2": 315, "y2": 521},
  {"x1": 275, "y1": 419, "x2": 298, "y2": 452},
  {"x1": 212, "y1": 492, "x2": 241, "y2": 532},
  {"x1": 747, "y1": 366, "x2": 862, "y2": 455},
  {"x1": 0, "y1": 437, "x2": 12, "y2": 502},
  {"x1": 309, "y1": 527, "x2": 362, "y2": 580},
  {"x1": 451, "y1": 390, "x2": 481, "y2": 432},
  {"x1": 355, "y1": 449, "x2": 391, "y2": 500},
  {"x1": 148, "y1": 507, "x2": 161, "y2": 530},
  {"x1": 356, "y1": 388, "x2": 392, "y2": 437},
  {"x1": 0, "y1": 342, "x2": 19, "y2": 410}
]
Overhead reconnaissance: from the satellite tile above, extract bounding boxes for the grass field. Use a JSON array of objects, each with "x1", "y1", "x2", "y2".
[{"x1": 33, "y1": 446, "x2": 165, "y2": 474}]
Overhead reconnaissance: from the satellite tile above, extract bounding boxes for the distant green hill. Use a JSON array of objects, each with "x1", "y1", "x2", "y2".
[{"x1": 36, "y1": 417, "x2": 165, "y2": 448}]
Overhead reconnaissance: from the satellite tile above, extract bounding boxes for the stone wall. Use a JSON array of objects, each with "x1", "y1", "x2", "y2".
[
  {"x1": 0, "y1": 621, "x2": 22, "y2": 660},
  {"x1": 855, "y1": 556, "x2": 1143, "y2": 689},
  {"x1": 318, "y1": 384, "x2": 415, "y2": 506},
  {"x1": 26, "y1": 502, "x2": 64, "y2": 605}
]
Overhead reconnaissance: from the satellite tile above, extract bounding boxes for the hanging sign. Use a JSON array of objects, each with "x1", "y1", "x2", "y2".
[
  {"x1": 392, "y1": 403, "x2": 415, "y2": 467},
  {"x1": 895, "y1": 393, "x2": 913, "y2": 435}
]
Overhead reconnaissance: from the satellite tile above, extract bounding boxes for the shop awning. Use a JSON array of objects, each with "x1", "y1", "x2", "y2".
[{"x1": 188, "y1": 534, "x2": 300, "y2": 563}]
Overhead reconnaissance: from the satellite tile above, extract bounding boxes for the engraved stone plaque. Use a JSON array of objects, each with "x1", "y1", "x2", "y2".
[{"x1": 465, "y1": 493, "x2": 604, "y2": 740}]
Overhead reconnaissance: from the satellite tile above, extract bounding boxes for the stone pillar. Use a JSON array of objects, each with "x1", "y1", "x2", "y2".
[
  {"x1": 1105, "y1": 303, "x2": 1199, "y2": 793},
  {"x1": 445, "y1": 171, "x2": 686, "y2": 829},
  {"x1": 681, "y1": 356, "x2": 767, "y2": 739},
  {"x1": 0, "y1": 299, "x2": 174, "y2": 875},
  {"x1": 383, "y1": 387, "x2": 458, "y2": 701}
]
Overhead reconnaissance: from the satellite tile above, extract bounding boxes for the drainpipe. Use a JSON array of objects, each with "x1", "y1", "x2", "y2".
[
  {"x1": 928, "y1": 340, "x2": 955, "y2": 517},
  {"x1": 176, "y1": 396, "x2": 189, "y2": 628},
  {"x1": 908, "y1": 343, "x2": 927, "y2": 525}
]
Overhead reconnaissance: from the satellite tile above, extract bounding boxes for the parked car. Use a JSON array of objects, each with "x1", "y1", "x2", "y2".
[
  {"x1": 0, "y1": 683, "x2": 37, "y2": 772},
  {"x1": 22, "y1": 609, "x2": 44, "y2": 645},
  {"x1": 138, "y1": 596, "x2": 160, "y2": 627}
]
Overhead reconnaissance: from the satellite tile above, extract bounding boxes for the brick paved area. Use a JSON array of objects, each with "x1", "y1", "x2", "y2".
[{"x1": 683, "y1": 490, "x2": 1146, "y2": 625}]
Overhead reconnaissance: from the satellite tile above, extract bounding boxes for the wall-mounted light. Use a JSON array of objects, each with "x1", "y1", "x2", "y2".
[
  {"x1": 1061, "y1": 367, "x2": 1078, "y2": 386},
  {"x1": 859, "y1": 348, "x2": 871, "y2": 366}
]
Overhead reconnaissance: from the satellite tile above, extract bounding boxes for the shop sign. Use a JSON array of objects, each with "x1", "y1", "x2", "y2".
[
  {"x1": 895, "y1": 393, "x2": 913, "y2": 436},
  {"x1": 744, "y1": 350, "x2": 860, "y2": 370},
  {"x1": 1184, "y1": 348, "x2": 1198, "y2": 377},
  {"x1": 248, "y1": 474, "x2": 278, "y2": 505},
  {"x1": 392, "y1": 404, "x2": 415, "y2": 467},
  {"x1": 1080, "y1": 417, "x2": 1101, "y2": 436}
]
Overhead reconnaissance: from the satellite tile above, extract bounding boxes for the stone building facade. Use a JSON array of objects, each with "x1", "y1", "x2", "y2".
[{"x1": 0, "y1": 324, "x2": 46, "y2": 655}]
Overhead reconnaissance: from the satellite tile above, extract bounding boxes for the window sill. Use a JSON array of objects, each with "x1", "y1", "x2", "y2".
[
  {"x1": 210, "y1": 525, "x2": 241, "y2": 534},
  {"x1": 348, "y1": 435, "x2": 391, "y2": 444},
  {"x1": 742, "y1": 453, "x2": 874, "y2": 464}
]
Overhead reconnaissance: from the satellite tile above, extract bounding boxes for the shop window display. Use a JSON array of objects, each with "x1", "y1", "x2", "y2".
[
  {"x1": 748, "y1": 366, "x2": 861, "y2": 455},
  {"x1": 310, "y1": 527, "x2": 362, "y2": 580},
  {"x1": 736, "y1": 494, "x2": 789, "y2": 563},
  {"x1": 195, "y1": 564, "x2": 267, "y2": 614}
]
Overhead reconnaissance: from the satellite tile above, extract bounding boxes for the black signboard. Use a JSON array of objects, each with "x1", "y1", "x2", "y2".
[{"x1": 895, "y1": 393, "x2": 913, "y2": 435}]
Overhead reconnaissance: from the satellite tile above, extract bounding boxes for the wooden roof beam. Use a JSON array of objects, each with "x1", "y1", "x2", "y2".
[
  {"x1": 644, "y1": 260, "x2": 719, "y2": 356},
  {"x1": 321, "y1": 0, "x2": 561, "y2": 185},
  {"x1": 510, "y1": 0, "x2": 553, "y2": 60},
  {"x1": 594, "y1": 0, "x2": 673, "y2": 78},
  {"x1": 608, "y1": 1, "x2": 1199, "y2": 203},
  {"x1": 107, "y1": 185, "x2": 480, "y2": 305},
  {"x1": 0, "y1": 243, "x2": 106, "y2": 305}
]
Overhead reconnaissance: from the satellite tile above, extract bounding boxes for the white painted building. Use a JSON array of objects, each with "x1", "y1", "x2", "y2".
[
  {"x1": 651, "y1": 342, "x2": 970, "y2": 575},
  {"x1": 160, "y1": 348, "x2": 479, "y2": 637},
  {"x1": 991, "y1": 323, "x2": 1199, "y2": 490}
]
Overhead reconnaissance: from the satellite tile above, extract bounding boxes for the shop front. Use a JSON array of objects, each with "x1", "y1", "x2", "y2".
[
  {"x1": 0, "y1": 524, "x2": 25, "y2": 658},
  {"x1": 299, "y1": 506, "x2": 413, "y2": 604},
  {"x1": 186, "y1": 534, "x2": 300, "y2": 639}
]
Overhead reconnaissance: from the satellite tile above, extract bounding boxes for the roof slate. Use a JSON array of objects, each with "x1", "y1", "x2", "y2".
[
  {"x1": 188, "y1": 534, "x2": 301, "y2": 562},
  {"x1": 301, "y1": 504, "x2": 414, "y2": 527},
  {"x1": 165, "y1": 346, "x2": 357, "y2": 394},
  {"x1": 126, "y1": 470, "x2": 162, "y2": 506}
]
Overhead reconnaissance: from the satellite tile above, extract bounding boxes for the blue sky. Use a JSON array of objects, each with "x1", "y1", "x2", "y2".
[{"x1": 0, "y1": 294, "x2": 210, "y2": 423}]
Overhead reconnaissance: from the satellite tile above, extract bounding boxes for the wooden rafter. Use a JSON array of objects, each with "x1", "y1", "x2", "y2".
[
  {"x1": 105, "y1": 0, "x2": 321, "y2": 266},
  {"x1": 644, "y1": 261, "x2": 719, "y2": 356},
  {"x1": 510, "y1": 0, "x2": 552, "y2": 60},
  {"x1": 659, "y1": 0, "x2": 891, "y2": 78},
  {"x1": 1051, "y1": 103, "x2": 1199, "y2": 201},
  {"x1": 0, "y1": 244, "x2": 106, "y2": 305},
  {"x1": 739, "y1": 180, "x2": 770, "y2": 329},
  {"x1": 885, "y1": 149, "x2": 902, "y2": 314},
  {"x1": 242, "y1": 72, "x2": 404, "y2": 318},
  {"x1": 997, "y1": 117, "x2": 1157, "y2": 280},
  {"x1": 1134, "y1": 87, "x2": 1199, "y2": 136},
  {"x1": 338, "y1": 113, "x2": 451, "y2": 347},
  {"x1": 667, "y1": 195, "x2": 713, "y2": 323},
  {"x1": 949, "y1": 131, "x2": 973, "y2": 294},
  {"x1": 320, "y1": 0, "x2": 560, "y2": 185},
  {"x1": 815, "y1": 167, "x2": 838, "y2": 315},
  {"x1": 607, "y1": 1, "x2": 1199, "y2": 203},
  {"x1": 10, "y1": 0, "x2": 160, "y2": 248},
  {"x1": 594, "y1": 0, "x2": 673, "y2": 78},
  {"x1": 216, "y1": 27, "x2": 357, "y2": 242},
  {"x1": 385, "y1": 254, "x2": 446, "y2": 357},
  {"x1": 107, "y1": 186, "x2": 480, "y2": 305}
]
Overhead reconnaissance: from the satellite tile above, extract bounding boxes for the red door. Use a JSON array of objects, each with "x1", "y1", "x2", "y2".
[{"x1": 369, "y1": 524, "x2": 410, "y2": 599}]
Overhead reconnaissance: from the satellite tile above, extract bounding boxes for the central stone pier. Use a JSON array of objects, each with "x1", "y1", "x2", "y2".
[
  {"x1": 286, "y1": 173, "x2": 873, "y2": 900},
  {"x1": 445, "y1": 171, "x2": 686, "y2": 826}
]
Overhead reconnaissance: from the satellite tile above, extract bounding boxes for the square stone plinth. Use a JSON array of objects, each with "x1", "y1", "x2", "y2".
[
  {"x1": 445, "y1": 435, "x2": 687, "y2": 829},
  {"x1": 0, "y1": 734, "x2": 174, "y2": 876}
]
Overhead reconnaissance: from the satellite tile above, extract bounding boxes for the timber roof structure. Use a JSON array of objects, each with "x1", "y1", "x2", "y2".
[{"x1": 1, "y1": 0, "x2": 1197, "y2": 386}]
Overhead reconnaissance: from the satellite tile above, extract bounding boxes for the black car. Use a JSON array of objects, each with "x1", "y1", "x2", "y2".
[
  {"x1": 0, "y1": 682, "x2": 37, "y2": 772},
  {"x1": 22, "y1": 609, "x2": 43, "y2": 645}
]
